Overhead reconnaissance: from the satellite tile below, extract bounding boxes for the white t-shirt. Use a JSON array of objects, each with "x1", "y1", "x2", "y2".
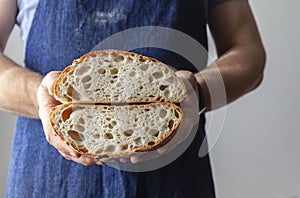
[{"x1": 16, "y1": 0, "x2": 39, "y2": 47}]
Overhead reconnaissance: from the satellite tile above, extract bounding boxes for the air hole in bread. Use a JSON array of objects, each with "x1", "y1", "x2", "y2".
[
  {"x1": 106, "y1": 117, "x2": 111, "y2": 121},
  {"x1": 166, "y1": 77, "x2": 175, "y2": 83},
  {"x1": 134, "y1": 137, "x2": 141, "y2": 143},
  {"x1": 124, "y1": 129, "x2": 134, "y2": 137},
  {"x1": 104, "y1": 133, "x2": 113, "y2": 139},
  {"x1": 159, "y1": 109, "x2": 168, "y2": 118},
  {"x1": 95, "y1": 149, "x2": 103, "y2": 155},
  {"x1": 120, "y1": 144, "x2": 128, "y2": 151},
  {"x1": 79, "y1": 147, "x2": 88, "y2": 153},
  {"x1": 81, "y1": 75, "x2": 91, "y2": 83},
  {"x1": 148, "y1": 141, "x2": 155, "y2": 146},
  {"x1": 67, "y1": 86, "x2": 73, "y2": 97},
  {"x1": 111, "y1": 121, "x2": 117, "y2": 126},
  {"x1": 129, "y1": 71, "x2": 136, "y2": 77},
  {"x1": 75, "y1": 66, "x2": 90, "y2": 76},
  {"x1": 75, "y1": 124, "x2": 85, "y2": 132},
  {"x1": 148, "y1": 76, "x2": 154, "y2": 83},
  {"x1": 78, "y1": 118, "x2": 85, "y2": 125},
  {"x1": 152, "y1": 71, "x2": 163, "y2": 79},
  {"x1": 110, "y1": 80, "x2": 115, "y2": 84},
  {"x1": 110, "y1": 52, "x2": 117, "y2": 58},
  {"x1": 110, "y1": 68, "x2": 119, "y2": 75},
  {"x1": 108, "y1": 124, "x2": 113, "y2": 129},
  {"x1": 67, "y1": 86, "x2": 81, "y2": 100},
  {"x1": 98, "y1": 68, "x2": 106, "y2": 74},
  {"x1": 174, "y1": 110, "x2": 180, "y2": 118},
  {"x1": 83, "y1": 83, "x2": 91, "y2": 89},
  {"x1": 105, "y1": 145, "x2": 115, "y2": 152},
  {"x1": 140, "y1": 64, "x2": 149, "y2": 71},
  {"x1": 62, "y1": 77, "x2": 67, "y2": 83},
  {"x1": 62, "y1": 107, "x2": 72, "y2": 122},
  {"x1": 159, "y1": 85, "x2": 168, "y2": 91},
  {"x1": 126, "y1": 57, "x2": 133, "y2": 63},
  {"x1": 67, "y1": 130, "x2": 82, "y2": 141},
  {"x1": 139, "y1": 56, "x2": 146, "y2": 62},
  {"x1": 114, "y1": 55, "x2": 125, "y2": 62},
  {"x1": 164, "y1": 90, "x2": 170, "y2": 97},
  {"x1": 149, "y1": 129, "x2": 159, "y2": 137},
  {"x1": 151, "y1": 59, "x2": 157, "y2": 63},
  {"x1": 168, "y1": 119, "x2": 175, "y2": 129}
]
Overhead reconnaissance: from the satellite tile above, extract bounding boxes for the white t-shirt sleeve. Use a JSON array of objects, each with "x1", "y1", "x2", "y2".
[{"x1": 16, "y1": 0, "x2": 39, "y2": 47}]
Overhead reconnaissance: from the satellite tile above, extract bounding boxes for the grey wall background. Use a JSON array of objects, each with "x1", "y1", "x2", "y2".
[{"x1": 1, "y1": 0, "x2": 300, "y2": 197}]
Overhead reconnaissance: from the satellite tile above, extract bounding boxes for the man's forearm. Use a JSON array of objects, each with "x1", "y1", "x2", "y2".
[
  {"x1": 0, "y1": 52, "x2": 42, "y2": 118},
  {"x1": 195, "y1": 44, "x2": 266, "y2": 111}
]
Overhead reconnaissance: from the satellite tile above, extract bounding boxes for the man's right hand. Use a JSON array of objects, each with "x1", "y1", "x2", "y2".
[{"x1": 37, "y1": 71, "x2": 104, "y2": 166}]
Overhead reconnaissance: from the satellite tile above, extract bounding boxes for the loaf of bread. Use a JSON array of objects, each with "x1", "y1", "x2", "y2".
[
  {"x1": 53, "y1": 50, "x2": 186, "y2": 103},
  {"x1": 50, "y1": 50, "x2": 186, "y2": 162},
  {"x1": 50, "y1": 103, "x2": 182, "y2": 160}
]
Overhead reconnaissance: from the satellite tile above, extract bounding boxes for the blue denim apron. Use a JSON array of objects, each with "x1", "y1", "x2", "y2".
[{"x1": 6, "y1": 0, "x2": 215, "y2": 197}]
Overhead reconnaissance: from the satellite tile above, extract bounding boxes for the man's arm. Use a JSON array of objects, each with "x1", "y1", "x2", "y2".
[
  {"x1": 0, "y1": 0, "x2": 42, "y2": 118},
  {"x1": 196, "y1": 0, "x2": 266, "y2": 111}
]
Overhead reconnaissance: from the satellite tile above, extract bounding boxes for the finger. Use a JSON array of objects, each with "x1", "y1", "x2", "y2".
[
  {"x1": 175, "y1": 71, "x2": 198, "y2": 93},
  {"x1": 130, "y1": 151, "x2": 160, "y2": 164},
  {"x1": 58, "y1": 149, "x2": 104, "y2": 166},
  {"x1": 37, "y1": 72, "x2": 61, "y2": 118},
  {"x1": 46, "y1": 130, "x2": 81, "y2": 158},
  {"x1": 157, "y1": 135, "x2": 179, "y2": 154},
  {"x1": 119, "y1": 157, "x2": 130, "y2": 163}
]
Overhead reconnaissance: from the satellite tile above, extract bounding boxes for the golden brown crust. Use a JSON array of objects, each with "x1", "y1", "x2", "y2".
[{"x1": 53, "y1": 65, "x2": 73, "y2": 103}]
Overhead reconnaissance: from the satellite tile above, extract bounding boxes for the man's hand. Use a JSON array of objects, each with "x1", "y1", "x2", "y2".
[
  {"x1": 121, "y1": 70, "x2": 200, "y2": 164},
  {"x1": 37, "y1": 71, "x2": 104, "y2": 166}
]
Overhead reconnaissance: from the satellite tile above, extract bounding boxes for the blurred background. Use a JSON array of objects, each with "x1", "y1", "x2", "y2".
[{"x1": 1, "y1": 0, "x2": 300, "y2": 197}]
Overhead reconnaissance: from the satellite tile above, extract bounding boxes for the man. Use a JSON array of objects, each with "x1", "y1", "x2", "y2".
[{"x1": 1, "y1": 0, "x2": 265, "y2": 197}]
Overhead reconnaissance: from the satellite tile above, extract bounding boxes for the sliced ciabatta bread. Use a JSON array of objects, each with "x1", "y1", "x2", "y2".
[
  {"x1": 53, "y1": 50, "x2": 186, "y2": 103},
  {"x1": 50, "y1": 103, "x2": 182, "y2": 161}
]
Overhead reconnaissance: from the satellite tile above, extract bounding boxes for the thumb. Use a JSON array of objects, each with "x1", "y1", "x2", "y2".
[
  {"x1": 37, "y1": 71, "x2": 61, "y2": 120},
  {"x1": 40, "y1": 71, "x2": 61, "y2": 96}
]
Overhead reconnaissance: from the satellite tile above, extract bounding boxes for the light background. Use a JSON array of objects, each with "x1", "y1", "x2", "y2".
[{"x1": 1, "y1": 0, "x2": 300, "y2": 197}]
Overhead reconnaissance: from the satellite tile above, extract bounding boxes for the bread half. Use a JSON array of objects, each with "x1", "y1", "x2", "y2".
[
  {"x1": 53, "y1": 50, "x2": 186, "y2": 103},
  {"x1": 50, "y1": 103, "x2": 182, "y2": 160},
  {"x1": 50, "y1": 50, "x2": 187, "y2": 162}
]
